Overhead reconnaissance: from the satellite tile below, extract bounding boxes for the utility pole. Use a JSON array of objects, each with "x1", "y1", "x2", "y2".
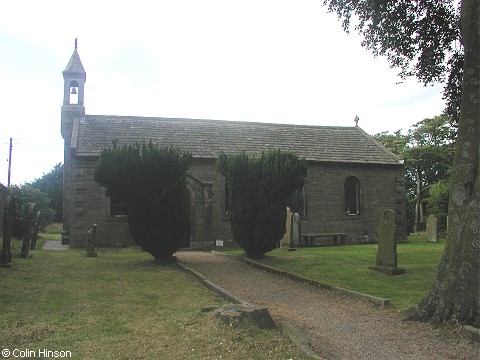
[{"x1": 7, "y1": 137, "x2": 12, "y2": 188}]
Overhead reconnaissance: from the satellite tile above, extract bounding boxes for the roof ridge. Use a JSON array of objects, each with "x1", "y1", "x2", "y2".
[
  {"x1": 76, "y1": 115, "x2": 403, "y2": 165},
  {"x1": 84, "y1": 114, "x2": 358, "y2": 130}
]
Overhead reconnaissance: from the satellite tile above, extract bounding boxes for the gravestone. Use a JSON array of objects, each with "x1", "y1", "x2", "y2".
[
  {"x1": 87, "y1": 224, "x2": 97, "y2": 257},
  {"x1": 30, "y1": 210, "x2": 41, "y2": 250},
  {"x1": 280, "y1": 207, "x2": 293, "y2": 249},
  {"x1": 426, "y1": 215, "x2": 438, "y2": 242},
  {"x1": 291, "y1": 213, "x2": 301, "y2": 247},
  {"x1": 20, "y1": 203, "x2": 36, "y2": 259},
  {"x1": 372, "y1": 209, "x2": 405, "y2": 275},
  {"x1": 0, "y1": 195, "x2": 15, "y2": 267}
]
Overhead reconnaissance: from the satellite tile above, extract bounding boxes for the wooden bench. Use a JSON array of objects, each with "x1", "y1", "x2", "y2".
[{"x1": 302, "y1": 233, "x2": 348, "y2": 247}]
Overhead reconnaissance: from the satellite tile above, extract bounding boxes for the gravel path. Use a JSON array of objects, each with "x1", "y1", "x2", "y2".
[{"x1": 176, "y1": 251, "x2": 479, "y2": 360}]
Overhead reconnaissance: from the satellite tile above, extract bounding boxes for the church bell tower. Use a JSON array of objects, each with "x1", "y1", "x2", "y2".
[
  {"x1": 61, "y1": 39, "x2": 86, "y2": 244},
  {"x1": 61, "y1": 38, "x2": 86, "y2": 139}
]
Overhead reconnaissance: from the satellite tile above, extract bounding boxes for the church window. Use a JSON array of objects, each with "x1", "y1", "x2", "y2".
[
  {"x1": 344, "y1": 176, "x2": 360, "y2": 215},
  {"x1": 110, "y1": 195, "x2": 129, "y2": 217}
]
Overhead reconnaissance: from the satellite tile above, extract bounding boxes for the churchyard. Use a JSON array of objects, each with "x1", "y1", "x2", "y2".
[
  {"x1": 0, "y1": 234, "x2": 304, "y2": 359},
  {"x1": 222, "y1": 233, "x2": 445, "y2": 312}
]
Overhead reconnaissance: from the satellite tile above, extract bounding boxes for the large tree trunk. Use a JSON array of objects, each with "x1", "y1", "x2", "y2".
[{"x1": 406, "y1": 0, "x2": 479, "y2": 327}]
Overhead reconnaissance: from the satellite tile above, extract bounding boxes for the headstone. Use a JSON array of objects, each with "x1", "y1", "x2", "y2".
[
  {"x1": 30, "y1": 210, "x2": 41, "y2": 250},
  {"x1": 61, "y1": 228, "x2": 70, "y2": 245},
  {"x1": 87, "y1": 224, "x2": 97, "y2": 257},
  {"x1": 291, "y1": 213, "x2": 301, "y2": 247},
  {"x1": 426, "y1": 215, "x2": 438, "y2": 242},
  {"x1": 372, "y1": 209, "x2": 405, "y2": 275},
  {"x1": 20, "y1": 203, "x2": 36, "y2": 259},
  {"x1": 280, "y1": 207, "x2": 293, "y2": 249},
  {"x1": 0, "y1": 196, "x2": 15, "y2": 267}
]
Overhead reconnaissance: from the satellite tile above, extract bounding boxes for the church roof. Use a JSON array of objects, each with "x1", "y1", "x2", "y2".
[
  {"x1": 63, "y1": 49, "x2": 85, "y2": 75},
  {"x1": 72, "y1": 115, "x2": 402, "y2": 165}
]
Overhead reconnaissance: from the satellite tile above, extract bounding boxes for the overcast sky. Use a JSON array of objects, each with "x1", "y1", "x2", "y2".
[{"x1": 0, "y1": 1, "x2": 446, "y2": 186}]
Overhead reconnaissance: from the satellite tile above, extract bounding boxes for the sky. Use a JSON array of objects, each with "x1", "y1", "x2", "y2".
[{"x1": 0, "y1": 1, "x2": 447, "y2": 186}]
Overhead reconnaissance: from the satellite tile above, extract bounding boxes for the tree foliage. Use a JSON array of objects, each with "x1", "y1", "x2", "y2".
[
  {"x1": 327, "y1": 0, "x2": 479, "y2": 326},
  {"x1": 11, "y1": 184, "x2": 56, "y2": 237},
  {"x1": 217, "y1": 150, "x2": 307, "y2": 258},
  {"x1": 31, "y1": 163, "x2": 63, "y2": 222},
  {"x1": 375, "y1": 115, "x2": 454, "y2": 232},
  {"x1": 94, "y1": 140, "x2": 192, "y2": 261},
  {"x1": 324, "y1": 0, "x2": 462, "y2": 122}
]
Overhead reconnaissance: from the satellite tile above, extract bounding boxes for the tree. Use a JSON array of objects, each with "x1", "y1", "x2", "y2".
[
  {"x1": 375, "y1": 116, "x2": 454, "y2": 233},
  {"x1": 424, "y1": 179, "x2": 450, "y2": 234},
  {"x1": 217, "y1": 150, "x2": 307, "y2": 258},
  {"x1": 405, "y1": 115, "x2": 454, "y2": 232},
  {"x1": 325, "y1": 0, "x2": 479, "y2": 326},
  {"x1": 94, "y1": 140, "x2": 192, "y2": 262},
  {"x1": 11, "y1": 184, "x2": 56, "y2": 237},
  {"x1": 31, "y1": 163, "x2": 63, "y2": 222},
  {"x1": 374, "y1": 129, "x2": 409, "y2": 156}
]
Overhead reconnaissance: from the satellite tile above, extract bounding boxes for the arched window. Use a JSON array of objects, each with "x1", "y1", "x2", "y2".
[{"x1": 344, "y1": 176, "x2": 360, "y2": 215}]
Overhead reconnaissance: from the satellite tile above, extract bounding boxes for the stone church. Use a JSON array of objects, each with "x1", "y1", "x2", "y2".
[{"x1": 61, "y1": 43, "x2": 407, "y2": 248}]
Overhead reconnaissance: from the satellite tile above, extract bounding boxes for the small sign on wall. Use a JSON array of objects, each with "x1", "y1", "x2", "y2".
[{"x1": 215, "y1": 240, "x2": 224, "y2": 247}]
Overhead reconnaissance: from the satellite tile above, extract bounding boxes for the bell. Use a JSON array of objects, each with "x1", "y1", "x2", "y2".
[{"x1": 71, "y1": 87, "x2": 77, "y2": 95}]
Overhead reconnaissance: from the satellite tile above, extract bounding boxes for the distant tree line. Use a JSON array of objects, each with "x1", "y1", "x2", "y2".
[
  {"x1": 10, "y1": 163, "x2": 63, "y2": 236},
  {"x1": 374, "y1": 115, "x2": 455, "y2": 234}
]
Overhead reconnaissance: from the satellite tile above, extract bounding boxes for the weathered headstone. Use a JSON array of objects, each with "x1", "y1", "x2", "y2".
[
  {"x1": 0, "y1": 195, "x2": 15, "y2": 267},
  {"x1": 87, "y1": 224, "x2": 97, "y2": 257},
  {"x1": 280, "y1": 207, "x2": 293, "y2": 249},
  {"x1": 30, "y1": 210, "x2": 41, "y2": 250},
  {"x1": 372, "y1": 209, "x2": 405, "y2": 275},
  {"x1": 426, "y1": 214, "x2": 438, "y2": 242},
  {"x1": 61, "y1": 228, "x2": 70, "y2": 245},
  {"x1": 20, "y1": 203, "x2": 36, "y2": 259},
  {"x1": 291, "y1": 212, "x2": 301, "y2": 247}
]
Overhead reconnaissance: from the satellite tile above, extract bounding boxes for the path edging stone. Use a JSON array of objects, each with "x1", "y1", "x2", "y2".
[
  {"x1": 281, "y1": 321, "x2": 327, "y2": 360},
  {"x1": 176, "y1": 261, "x2": 248, "y2": 305},
  {"x1": 176, "y1": 257, "x2": 324, "y2": 359},
  {"x1": 212, "y1": 251, "x2": 391, "y2": 307}
]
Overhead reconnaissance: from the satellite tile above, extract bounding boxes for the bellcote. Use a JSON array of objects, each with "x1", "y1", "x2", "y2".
[{"x1": 63, "y1": 39, "x2": 86, "y2": 106}]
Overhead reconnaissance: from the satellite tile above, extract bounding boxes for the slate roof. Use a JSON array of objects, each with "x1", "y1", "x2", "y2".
[
  {"x1": 72, "y1": 115, "x2": 402, "y2": 165},
  {"x1": 63, "y1": 50, "x2": 86, "y2": 75}
]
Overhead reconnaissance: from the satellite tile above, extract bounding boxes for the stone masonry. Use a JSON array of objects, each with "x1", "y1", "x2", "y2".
[{"x1": 60, "y1": 42, "x2": 407, "y2": 248}]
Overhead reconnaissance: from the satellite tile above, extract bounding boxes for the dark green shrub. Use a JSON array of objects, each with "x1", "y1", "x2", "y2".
[
  {"x1": 217, "y1": 150, "x2": 307, "y2": 258},
  {"x1": 94, "y1": 140, "x2": 192, "y2": 261}
]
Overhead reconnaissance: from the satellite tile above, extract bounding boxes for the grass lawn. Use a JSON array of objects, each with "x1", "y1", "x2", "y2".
[
  {"x1": 0, "y1": 237, "x2": 304, "y2": 360},
  {"x1": 223, "y1": 235, "x2": 445, "y2": 312}
]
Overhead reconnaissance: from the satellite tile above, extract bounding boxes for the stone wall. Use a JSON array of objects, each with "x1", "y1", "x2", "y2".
[
  {"x1": 66, "y1": 155, "x2": 406, "y2": 247},
  {"x1": 303, "y1": 162, "x2": 406, "y2": 244},
  {"x1": 67, "y1": 156, "x2": 132, "y2": 248}
]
